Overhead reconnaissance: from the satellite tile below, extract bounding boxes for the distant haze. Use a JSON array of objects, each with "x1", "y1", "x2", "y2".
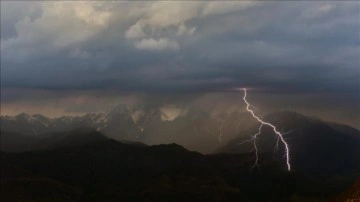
[{"x1": 1, "y1": 1, "x2": 359, "y2": 129}]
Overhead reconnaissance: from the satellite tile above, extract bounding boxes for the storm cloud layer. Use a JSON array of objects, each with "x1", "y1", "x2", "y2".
[{"x1": 1, "y1": 1, "x2": 359, "y2": 127}]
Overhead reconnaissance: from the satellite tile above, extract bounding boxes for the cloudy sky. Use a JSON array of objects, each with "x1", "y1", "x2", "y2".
[{"x1": 1, "y1": 1, "x2": 359, "y2": 128}]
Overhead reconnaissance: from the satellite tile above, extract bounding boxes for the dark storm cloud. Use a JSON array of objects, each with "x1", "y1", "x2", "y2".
[{"x1": 1, "y1": 1, "x2": 359, "y2": 97}]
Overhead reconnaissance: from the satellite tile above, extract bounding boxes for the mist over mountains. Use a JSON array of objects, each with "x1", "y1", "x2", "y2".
[
  {"x1": 2, "y1": 105, "x2": 359, "y2": 155},
  {"x1": 1, "y1": 104, "x2": 257, "y2": 153}
]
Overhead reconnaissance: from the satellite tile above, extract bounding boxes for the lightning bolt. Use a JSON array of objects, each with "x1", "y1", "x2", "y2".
[
  {"x1": 241, "y1": 88, "x2": 291, "y2": 171},
  {"x1": 273, "y1": 135, "x2": 280, "y2": 153},
  {"x1": 238, "y1": 124, "x2": 263, "y2": 169}
]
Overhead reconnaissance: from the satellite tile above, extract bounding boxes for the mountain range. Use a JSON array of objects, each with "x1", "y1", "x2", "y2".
[
  {"x1": 1, "y1": 105, "x2": 256, "y2": 153},
  {"x1": 1, "y1": 107, "x2": 360, "y2": 201}
]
